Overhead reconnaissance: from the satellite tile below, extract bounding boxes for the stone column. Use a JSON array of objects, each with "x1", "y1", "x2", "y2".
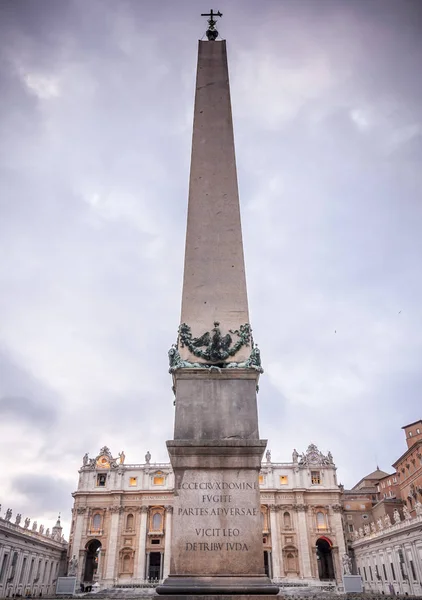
[
  {"x1": 72, "y1": 507, "x2": 86, "y2": 582},
  {"x1": 295, "y1": 504, "x2": 312, "y2": 578},
  {"x1": 162, "y1": 506, "x2": 173, "y2": 579},
  {"x1": 104, "y1": 507, "x2": 121, "y2": 582},
  {"x1": 135, "y1": 507, "x2": 148, "y2": 582},
  {"x1": 269, "y1": 505, "x2": 281, "y2": 579}
]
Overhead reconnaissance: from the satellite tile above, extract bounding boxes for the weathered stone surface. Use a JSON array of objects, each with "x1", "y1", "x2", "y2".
[
  {"x1": 159, "y1": 37, "x2": 276, "y2": 597},
  {"x1": 169, "y1": 469, "x2": 262, "y2": 576},
  {"x1": 173, "y1": 371, "x2": 259, "y2": 441},
  {"x1": 179, "y1": 40, "x2": 250, "y2": 364}
]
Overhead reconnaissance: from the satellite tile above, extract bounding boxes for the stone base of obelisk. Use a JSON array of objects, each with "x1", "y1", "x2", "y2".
[
  {"x1": 157, "y1": 594, "x2": 278, "y2": 599},
  {"x1": 156, "y1": 438, "x2": 278, "y2": 596}
]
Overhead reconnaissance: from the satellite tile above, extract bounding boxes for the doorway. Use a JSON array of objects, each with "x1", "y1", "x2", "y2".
[
  {"x1": 263, "y1": 551, "x2": 271, "y2": 578},
  {"x1": 148, "y1": 552, "x2": 161, "y2": 581},
  {"x1": 316, "y1": 537, "x2": 334, "y2": 580},
  {"x1": 83, "y1": 540, "x2": 101, "y2": 584}
]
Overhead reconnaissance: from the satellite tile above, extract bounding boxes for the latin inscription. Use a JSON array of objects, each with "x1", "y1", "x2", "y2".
[{"x1": 178, "y1": 480, "x2": 258, "y2": 552}]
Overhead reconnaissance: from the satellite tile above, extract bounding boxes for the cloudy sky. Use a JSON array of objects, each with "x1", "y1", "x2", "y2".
[{"x1": 1, "y1": 0, "x2": 422, "y2": 536}]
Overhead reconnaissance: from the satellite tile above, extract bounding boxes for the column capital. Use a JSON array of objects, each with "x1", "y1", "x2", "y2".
[
  {"x1": 165, "y1": 506, "x2": 174, "y2": 514},
  {"x1": 293, "y1": 503, "x2": 308, "y2": 512},
  {"x1": 140, "y1": 506, "x2": 149, "y2": 514},
  {"x1": 76, "y1": 507, "x2": 87, "y2": 515},
  {"x1": 109, "y1": 506, "x2": 123, "y2": 514}
]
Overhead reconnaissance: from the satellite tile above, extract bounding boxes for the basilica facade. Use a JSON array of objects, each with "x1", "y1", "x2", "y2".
[{"x1": 68, "y1": 444, "x2": 346, "y2": 589}]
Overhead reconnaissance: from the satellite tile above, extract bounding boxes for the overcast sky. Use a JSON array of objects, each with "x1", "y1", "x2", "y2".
[{"x1": 1, "y1": 0, "x2": 422, "y2": 537}]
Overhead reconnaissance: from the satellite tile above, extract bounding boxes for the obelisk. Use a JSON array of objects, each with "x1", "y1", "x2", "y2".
[{"x1": 157, "y1": 12, "x2": 278, "y2": 597}]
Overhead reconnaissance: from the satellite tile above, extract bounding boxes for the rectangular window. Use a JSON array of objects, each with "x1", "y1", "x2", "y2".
[
  {"x1": 369, "y1": 566, "x2": 373, "y2": 580},
  {"x1": 96, "y1": 473, "x2": 107, "y2": 487},
  {"x1": 391, "y1": 562, "x2": 396, "y2": 580},
  {"x1": 358, "y1": 567, "x2": 361, "y2": 576},
  {"x1": 279, "y1": 475, "x2": 288, "y2": 485},
  {"x1": 311, "y1": 470, "x2": 321, "y2": 484},
  {"x1": 383, "y1": 563, "x2": 387, "y2": 579},
  {"x1": 129, "y1": 477, "x2": 137, "y2": 486},
  {"x1": 348, "y1": 524, "x2": 354, "y2": 532},
  {"x1": 363, "y1": 566, "x2": 367, "y2": 581},
  {"x1": 258, "y1": 475, "x2": 265, "y2": 485},
  {"x1": 0, "y1": 554, "x2": 9, "y2": 582}
]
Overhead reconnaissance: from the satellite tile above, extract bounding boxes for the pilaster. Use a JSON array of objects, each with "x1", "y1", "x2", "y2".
[
  {"x1": 269, "y1": 505, "x2": 281, "y2": 579},
  {"x1": 163, "y1": 506, "x2": 173, "y2": 579},
  {"x1": 294, "y1": 504, "x2": 312, "y2": 578},
  {"x1": 104, "y1": 507, "x2": 121, "y2": 581},
  {"x1": 135, "y1": 507, "x2": 148, "y2": 581}
]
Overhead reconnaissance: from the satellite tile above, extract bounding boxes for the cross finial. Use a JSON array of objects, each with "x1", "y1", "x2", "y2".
[{"x1": 201, "y1": 9, "x2": 223, "y2": 41}]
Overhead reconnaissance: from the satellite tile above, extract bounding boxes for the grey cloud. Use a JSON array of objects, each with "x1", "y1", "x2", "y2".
[
  {"x1": 0, "y1": 0, "x2": 422, "y2": 533},
  {"x1": 10, "y1": 473, "x2": 73, "y2": 515},
  {"x1": 0, "y1": 395, "x2": 57, "y2": 426}
]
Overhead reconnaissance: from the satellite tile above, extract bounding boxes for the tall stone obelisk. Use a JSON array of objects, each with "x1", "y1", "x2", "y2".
[{"x1": 158, "y1": 13, "x2": 278, "y2": 597}]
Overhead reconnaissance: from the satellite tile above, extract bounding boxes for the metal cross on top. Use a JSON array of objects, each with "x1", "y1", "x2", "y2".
[{"x1": 201, "y1": 9, "x2": 223, "y2": 41}]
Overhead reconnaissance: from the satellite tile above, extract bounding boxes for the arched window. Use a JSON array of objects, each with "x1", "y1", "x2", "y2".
[
  {"x1": 283, "y1": 511, "x2": 291, "y2": 529},
  {"x1": 126, "y1": 513, "x2": 134, "y2": 530},
  {"x1": 122, "y1": 554, "x2": 131, "y2": 573},
  {"x1": 316, "y1": 511, "x2": 326, "y2": 530},
  {"x1": 152, "y1": 512, "x2": 162, "y2": 531},
  {"x1": 92, "y1": 513, "x2": 101, "y2": 530}
]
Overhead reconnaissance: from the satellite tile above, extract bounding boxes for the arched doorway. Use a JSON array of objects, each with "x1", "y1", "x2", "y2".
[
  {"x1": 84, "y1": 540, "x2": 102, "y2": 585},
  {"x1": 316, "y1": 537, "x2": 334, "y2": 580}
]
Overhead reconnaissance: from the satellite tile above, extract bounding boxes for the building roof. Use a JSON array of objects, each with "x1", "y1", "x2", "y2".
[
  {"x1": 363, "y1": 468, "x2": 390, "y2": 480},
  {"x1": 352, "y1": 468, "x2": 390, "y2": 490},
  {"x1": 392, "y1": 439, "x2": 422, "y2": 468},
  {"x1": 401, "y1": 419, "x2": 422, "y2": 429}
]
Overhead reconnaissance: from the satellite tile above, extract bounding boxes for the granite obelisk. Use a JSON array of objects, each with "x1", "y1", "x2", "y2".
[{"x1": 157, "y1": 13, "x2": 278, "y2": 596}]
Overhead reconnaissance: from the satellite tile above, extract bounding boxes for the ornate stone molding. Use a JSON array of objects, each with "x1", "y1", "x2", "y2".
[
  {"x1": 293, "y1": 504, "x2": 308, "y2": 512},
  {"x1": 298, "y1": 444, "x2": 334, "y2": 467},
  {"x1": 76, "y1": 507, "x2": 87, "y2": 515},
  {"x1": 109, "y1": 506, "x2": 124, "y2": 514},
  {"x1": 165, "y1": 506, "x2": 174, "y2": 514},
  {"x1": 178, "y1": 321, "x2": 252, "y2": 362},
  {"x1": 140, "y1": 506, "x2": 149, "y2": 514},
  {"x1": 168, "y1": 322, "x2": 263, "y2": 373},
  {"x1": 332, "y1": 504, "x2": 342, "y2": 513}
]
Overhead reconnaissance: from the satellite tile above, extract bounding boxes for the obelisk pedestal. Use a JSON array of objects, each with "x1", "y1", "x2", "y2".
[{"x1": 157, "y1": 32, "x2": 278, "y2": 598}]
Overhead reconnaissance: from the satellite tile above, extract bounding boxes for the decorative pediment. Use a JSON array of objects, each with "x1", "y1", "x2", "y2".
[
  {"x1": 85, "y1": 446, "x2": 119, "y2": 469},
  {"x1": 150, "y1": 470, "x2": 167, "y2": 485},
  {"x1": 298, "y1": 444, "x2": 333, "y2": 467}
]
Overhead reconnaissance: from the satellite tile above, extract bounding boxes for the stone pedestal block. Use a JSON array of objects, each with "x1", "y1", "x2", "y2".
[
  {"x1": 342, "y1": 574, "x2": 363, "y2": 593},
  {"x1": 157, "y1": 440, "x2": 277, "y2": 595}
]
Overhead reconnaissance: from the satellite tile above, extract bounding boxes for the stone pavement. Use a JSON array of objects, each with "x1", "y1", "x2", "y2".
[{"x1": 63, "y1": 588, "x2": 422, "y2": 600}]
